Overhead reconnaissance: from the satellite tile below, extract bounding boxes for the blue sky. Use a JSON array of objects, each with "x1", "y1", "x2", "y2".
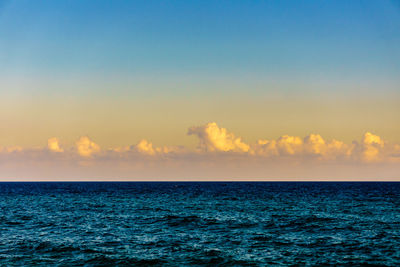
[{"x1": 1, "y1": 0, "x2": 399, "y2": 96}]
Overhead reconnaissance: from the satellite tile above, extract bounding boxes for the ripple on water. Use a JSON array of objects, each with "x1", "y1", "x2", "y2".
[{"x1": 0, "y1": 182, "x2": 399, "y2": 265}]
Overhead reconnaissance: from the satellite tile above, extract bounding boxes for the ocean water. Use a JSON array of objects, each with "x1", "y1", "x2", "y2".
[{"x1": 0, "y1": 182, "x2": 399, "y2": 266}]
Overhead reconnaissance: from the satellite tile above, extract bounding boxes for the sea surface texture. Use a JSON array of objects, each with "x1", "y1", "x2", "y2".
[{"x1": 0, "y1": 182, "x2": 399, "y2": 266}]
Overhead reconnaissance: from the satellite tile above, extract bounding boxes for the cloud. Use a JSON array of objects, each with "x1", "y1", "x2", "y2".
[
  {"x1": 252, "y1": 134, "x2": 351, "y2": 160},
  {"x1": 188, "y1": 122, "x2": 250, "y2": 152},
  {"x1": 132, "y1": 139, "x2": 182, "y2": 155},
  {"x1": 47, "y1": 137, "x2": 64, "y2": 152},
  {"x1": 304, "y1": 134, "x2": 326, "y2": 155},
  {"x1": 303, "y1": 135, "x2": 352, "y2": 160},
  {"x1": 75, "y1": 136, "x2": 100, "y2": 157},
  {"x1": 252, "y1": 135, "x2": 304, "y2": 157},
  {"x1": 112, "y1": 139, "x2": 185, "y2": 156},
  {"x1": 324, "y1": 139, "x2": 351, "y2": 160},
  {"x1": 360, "y1": 132, "x2": 384, "y2": 162},
  {"x1": 251, "y1": 139, "x2": 278, "y2": 156},
  {"x1": 0, "y1": 146, "x2": 23, "y2": 153},
  {"x1": 1, "y1": 123, "x2": 400, "y2": 180},
  {"x1": 0, "y1": 125, "x2": 395, "y2": 164},
  {"x1": 134, "y1": 139, "x2": 156, "y2": 155},
  {"x1": 276, "y1": 135, "x2": 303, "y2": 155}
]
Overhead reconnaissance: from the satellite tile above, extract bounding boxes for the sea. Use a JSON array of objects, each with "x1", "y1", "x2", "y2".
[{"x1": 0, "y1": 182, "x2": 399, "y2": 266}]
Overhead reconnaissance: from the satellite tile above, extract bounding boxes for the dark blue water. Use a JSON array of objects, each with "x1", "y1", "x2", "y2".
[{"x1": 0, "y1": 182, "x2": 400, "y2": 266}]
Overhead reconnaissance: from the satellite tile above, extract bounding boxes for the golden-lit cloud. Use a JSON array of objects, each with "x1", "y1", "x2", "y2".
[
  {"x1": 251, "y1": 139, "x2": 278, "y2": 156},
  {"x1": 0, "y1": 123, "x2": 396, "y2": 163},
  {"x1": 75, "y1": 136, "x2": 100, "y2": 157},
  {"x1": 252, "y1": 133, "x2": 351, "y2": 160},
  {"x1": 135, "y1": 139, "x2": 156, "y2": 155},
  {"x1": 324, "y1": 139, "x2": 351, "y2": 160},
  {"x1": 276, "y1": 135, "x2": 303, "y2": 156},
  {"x1": 112, "y1": 139, "x2": 184, "y2": 156},
  {"x1": 1, "y1": 123, "x2": 400, "y2": 180},
  {"x1": 188, "y1": 122, "x2": 250, "y2": 152},
  {"x1": 304, "y1": 134, "x2": 326, "y2": 155},
  {"x1": 47, "y1": 137, "x2": 64, "y2": 153},
  {"x1": 360, "y1": 132, "x2": 384, "y2": 162}
]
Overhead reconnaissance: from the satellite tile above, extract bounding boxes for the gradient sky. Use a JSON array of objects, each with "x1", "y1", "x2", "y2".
[{"x1": 0, "y1": 1, "x2": 399, "y2": 180}]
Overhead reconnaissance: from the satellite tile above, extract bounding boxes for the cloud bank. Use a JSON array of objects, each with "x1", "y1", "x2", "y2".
[{"x1": 1, "y1": 122, "x2": 399, "y2": 180}]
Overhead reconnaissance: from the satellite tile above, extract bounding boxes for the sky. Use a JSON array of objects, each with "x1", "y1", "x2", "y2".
[{"x1": 0, "y1": 0, "x2": 399, "y2": 180}]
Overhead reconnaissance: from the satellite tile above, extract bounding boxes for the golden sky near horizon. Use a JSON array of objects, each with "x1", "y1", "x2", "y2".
[
  {"x1": 1, "y1": 1, "x2": 400, "y2": 180},
  {"x1": 1, "y1": 91, "x2": 399, "y2": 149}
]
